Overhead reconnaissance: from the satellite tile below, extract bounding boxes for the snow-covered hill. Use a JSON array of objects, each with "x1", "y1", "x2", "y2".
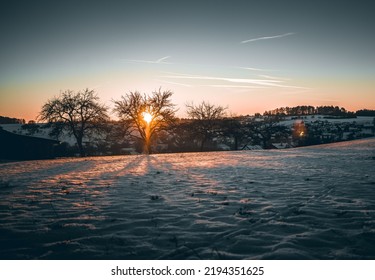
[
  {"x1": 0, "y1": 123, "x2": 77, "y2": 145},
  {"x1": 278, "y1": 115, "x2": 374, "y2": 127},
  {"x1": 0, "y1": 138, "x2": 374, "y2": 259}
]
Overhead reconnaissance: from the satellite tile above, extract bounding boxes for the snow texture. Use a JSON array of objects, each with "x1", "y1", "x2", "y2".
[{"x1": 0, "y1": 138, "x2": 374, "y2": 259}]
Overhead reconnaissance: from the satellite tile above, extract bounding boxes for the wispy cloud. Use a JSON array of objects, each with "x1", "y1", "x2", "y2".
[
  {"x1": 155, "y1": 56, "x2": 171, "y2": 63},
  {"x1": 238, "y1": 67, "x2": 270, "y2": 72},
  {"x1": 238, "y1": 66, "x2": 275, "y2": 72},
  {"x1": 258, "y1": 74, "x2": 290, "y2": 81},
  {"x1": 161, "y1": 73, "x2": 308, "y2": 89},
  {"x1": 241, "y1": 32, "x2": 295, "y2": 44},
  {"x1": 207, "y1": 84, "x2": 266, "y2": 89},
  {"x1": 122, "y1": 56, "x2": 172, "y2": 64}
]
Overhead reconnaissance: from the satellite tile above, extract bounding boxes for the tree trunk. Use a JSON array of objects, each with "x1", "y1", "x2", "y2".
[
  {"x1": 200, "y1": 138, "x2": 206, "y2": 152},
  {"x1": 143, "y1": 125, "x2": 151, "y2": 154},
  {"x1": 144, "y1": 139, "x2": 152, "y2": 154},
  {"x1": 234, "y1": 136, "x2": 238, "y2": 150},
  {"x1": 76, "y1": 137, "x2": 85, "y2": 157}
]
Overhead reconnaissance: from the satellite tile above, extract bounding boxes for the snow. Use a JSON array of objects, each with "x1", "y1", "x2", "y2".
[
  {"x1": 0, "y1": 124, "x2": 77, "y2": 145},
  {"x1": 0, "y1": 138, "x2": 375, "y2": 259},
  {"x1": 279, "y1": 115, "x2": 374, "y2": 127}
]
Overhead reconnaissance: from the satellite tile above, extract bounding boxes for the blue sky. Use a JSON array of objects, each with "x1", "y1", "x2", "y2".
[{"x1": 0, "y1": 0, "x2": 374, "y2": 120}]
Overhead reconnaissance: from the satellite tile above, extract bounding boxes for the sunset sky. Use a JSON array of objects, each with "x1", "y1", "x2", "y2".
[{"x1": 0, "y1": 0, "x2": 374, "y2": 121}]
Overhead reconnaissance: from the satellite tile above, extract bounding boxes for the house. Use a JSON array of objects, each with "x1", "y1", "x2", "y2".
[{"x1": 0, "y1": 128, "x2": 61, "y2": 160}]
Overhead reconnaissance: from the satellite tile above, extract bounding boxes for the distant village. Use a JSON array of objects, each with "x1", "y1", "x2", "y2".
[{"x1": 1, "y1": 106, "x2": 375, "y2": 161}]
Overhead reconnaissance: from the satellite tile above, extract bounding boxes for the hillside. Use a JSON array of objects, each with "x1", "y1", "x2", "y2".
[{"x1": 1, "y1": 138, "x2": 374, "y2": 259}]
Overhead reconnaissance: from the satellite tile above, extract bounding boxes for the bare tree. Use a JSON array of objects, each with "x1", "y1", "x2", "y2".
[
  {"x1": 113, "y1": 88, "x2": 177, "y2": 154},
  {"x1": 39, "y1": 89, "x2": 109, "y2": 156},
  {"x1": 221, "y1": 116, "x2": 247, "y2": 150},
  {"x1": 186, "y1": 101, "x2": 227, "y2": 151}
]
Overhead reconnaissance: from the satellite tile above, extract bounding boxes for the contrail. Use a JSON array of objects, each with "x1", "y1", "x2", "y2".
[
  {"x1": 241, "y1": 32, "x2": 295, "y2": 44},
  {"x1": 155, "y1": 56, "x2": 171, "y2": 63},
  {"x1": 162, "y1": 73, "x2": 309, "y2": 89},
  {"x1": 122, "y1": 56, "x2": 172, "y2": 64}
]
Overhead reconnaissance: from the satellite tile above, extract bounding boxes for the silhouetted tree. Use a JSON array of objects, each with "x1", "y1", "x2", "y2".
[
  {"x1": 264, "y1": 105, "x2": 356, "y2": 118},
  {"x1": 186, "y1": 101, "x2": 227, "y2": 151},
  {"x1": 39, "y1": 89, "x2": 109, "y2": 156},
  {"x1": 103, "y1": 120, "x2": 133, "y2": 154},
  {"x1": 0, "y1": 116, "x2": 25, "y2": 124},
  {"x1": 21, "y1": 123, "x2": 41, "y2": 135},
  {"x1": 113, "y1": 88, "x2": 177, "y2": 154},
  {"x1": 169, "y1": 119, "x2": 201, "y2": 152},
  {"x1": 220, "y1": 117, "x2": 247, "y2": 150},
  {"x1": 356, "y1": 109, "x2": 375, "y2": 116}
]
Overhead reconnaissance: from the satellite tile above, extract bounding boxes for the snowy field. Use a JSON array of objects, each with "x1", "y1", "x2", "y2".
[{"x1": 0, "y1": 138, "x2": 374, "y2": 260}]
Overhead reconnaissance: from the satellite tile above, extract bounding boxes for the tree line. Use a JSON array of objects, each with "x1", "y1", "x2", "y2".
[
  {"x1": 0, "y1": 116, "x2": 26, "y2": 124},
  {"x1": 356, "y1": 109, "x2": 375, "y2": 116},
  {"x1": 4, "y1": 88, "x2": 373, "y2": 157},
  {"x1": 38, "y1": 88, "x2": 231, "y2": 156},
  {"x1": 263, "y1": 105, "x2": 358, "y2": 118}
]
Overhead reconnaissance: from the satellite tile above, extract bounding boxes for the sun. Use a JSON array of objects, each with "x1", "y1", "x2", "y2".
[{"x1": 142, "y1": 112, "x2": 153, "y2": 124}]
